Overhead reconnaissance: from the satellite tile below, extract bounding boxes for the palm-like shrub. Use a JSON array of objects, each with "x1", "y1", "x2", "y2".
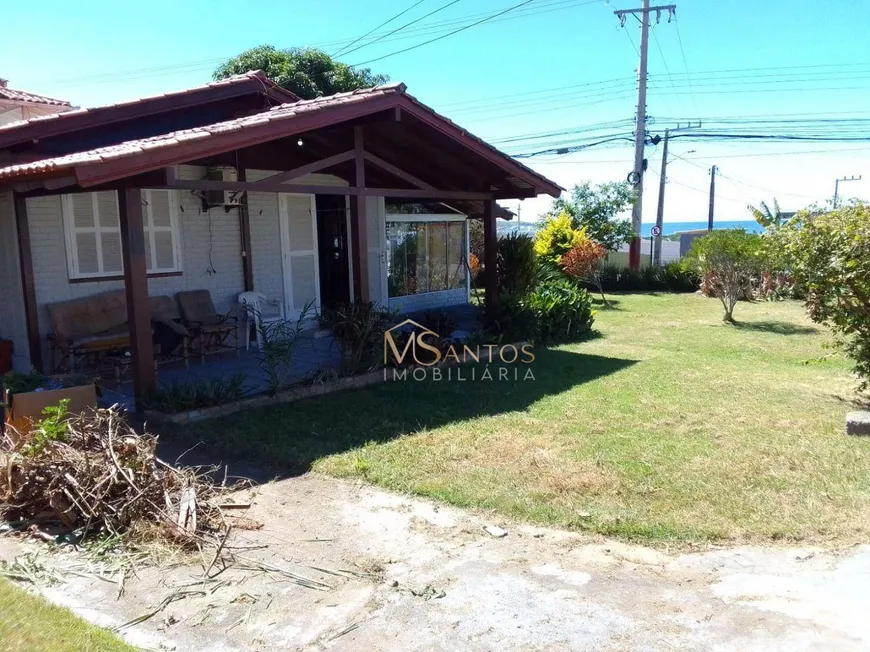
[{"x1": 497, "y1": 233, "x2": 537, "y2": 301}]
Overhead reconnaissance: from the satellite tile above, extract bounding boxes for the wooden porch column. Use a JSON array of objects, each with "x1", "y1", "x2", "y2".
[
  {"x1": 13, "y1": 193, "x2": 43, "y2": 372},
  {"x1": 235, "y1": 151, "x2": 254, "y2": 292},
  {"x1": 483, "y1": 199, "x2": 498, "y2": 312},
  {"x1": 349, "y1": 125, "x2": 370, "y2": 302},
  {"x1": 118, "y1": 188, "x2": 155, "y2": 405}
]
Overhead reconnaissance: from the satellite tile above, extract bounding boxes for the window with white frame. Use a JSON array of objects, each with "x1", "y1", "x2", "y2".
[{"x1": 61, "y1": 190, "x2": 182, "y2": 279}]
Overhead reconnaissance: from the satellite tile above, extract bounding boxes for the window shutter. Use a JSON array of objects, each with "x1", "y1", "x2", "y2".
[
  {"x1": 71, "y1": 194, "x2": 96, "y2": 228},
  {"x1": 63, "y1": 190, "x2": 181, "y2": 279},
  {"x1": 95, "y1": 191, "x2": 119, "y2": 227},
  {"x1": 148, "y1": 190, "x2": 172, "y2": 228},
  {"x1": 75, "y1": 232, "x2": 100, "y2": 274},
  {"x1": 153, "y1": 231, "x2": 175, "y2": 269},
  {"x1": 143, "y1": 189, "x2": 180, "y2": 273},
  {"x1": 101, "y1": 230, "x2": 123, "y2": 273}
]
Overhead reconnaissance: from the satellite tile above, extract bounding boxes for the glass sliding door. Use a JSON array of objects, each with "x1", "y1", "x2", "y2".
[{"x1": 386, "y1": 219, "x2": 467, "y2": 299}]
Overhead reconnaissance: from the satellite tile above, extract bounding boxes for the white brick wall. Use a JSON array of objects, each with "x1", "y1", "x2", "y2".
[
  {"x1": 0, "y1": 192, "x2": 30, "y2": 371},
  {"x1": 246, "y1": 170, "x2": 351, "y2": 311},
  {"x1": 388, "y1": 288, "x2": 469, "y2": 314},
  {"x1": 26, "y1": 171, "x2": 245, "y2": 366},
  {"x1": 17, "y1": 167, "x2": 394, "y2": 367}
]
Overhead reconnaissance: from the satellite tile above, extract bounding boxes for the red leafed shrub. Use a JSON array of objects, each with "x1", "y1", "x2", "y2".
[
  {"x1": 560, "y1": 239, "x2": 607, "y2": 280},
  {"x1": 468, "y1": 252, "x2": 480, "y2": 276}
]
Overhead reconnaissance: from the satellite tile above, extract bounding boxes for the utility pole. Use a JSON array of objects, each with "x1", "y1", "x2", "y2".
[
  {"x1": 615, "y1": 2, "x2": 677, "y2": 270},
  {"x1": 707, "y1": 165, "x2": 718, "y2": 231},
  {"x1": 653, "y1": 128, "x2": 669, "y2": 265},
  {"x1": 833, "y1": 175, "x2": 862, "y2": 208},
  {"x1": 652, "y1": 123, "x2": 700, "y2": 264}
]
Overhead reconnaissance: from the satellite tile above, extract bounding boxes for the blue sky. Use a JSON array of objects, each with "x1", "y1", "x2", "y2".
[{"x1": 3, "y1": 0, "x2": 869, "y2": 222}]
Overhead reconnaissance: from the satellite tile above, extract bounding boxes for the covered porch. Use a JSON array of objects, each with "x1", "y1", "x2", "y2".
[{"x1": 0, "y1": 82, "x2": 560, "y2": 408}]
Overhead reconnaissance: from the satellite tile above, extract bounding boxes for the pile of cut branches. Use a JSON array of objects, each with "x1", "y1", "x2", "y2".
[{"x1": 0, "y1": 404, "x2": 231, "y2": 544}]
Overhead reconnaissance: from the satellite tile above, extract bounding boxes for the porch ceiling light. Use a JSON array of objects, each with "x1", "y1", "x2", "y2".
[{"x1": 297, "y1": 138, "x2": 304, "y2": 147}]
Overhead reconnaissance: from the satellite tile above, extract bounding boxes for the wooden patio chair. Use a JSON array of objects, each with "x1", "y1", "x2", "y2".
[
  {"x1": 176, "y1": 290, "x2": 239, "y2": 364},
  {"x1": 148, "y1": 295, "x2": 190, "y2": 367}
]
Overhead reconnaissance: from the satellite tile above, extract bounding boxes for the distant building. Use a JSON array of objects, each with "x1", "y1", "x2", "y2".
[
  {"x1": 0, "y1": 78, "x2": 73, "y2": 125},
  {"x1": 676, "y1": 229, "x2": 710, "y2": 258}
]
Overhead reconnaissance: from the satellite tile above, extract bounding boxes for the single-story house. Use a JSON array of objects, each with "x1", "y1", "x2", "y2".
[{"x1": 0, "y1": 71, "x2": 561, "y2": 404}]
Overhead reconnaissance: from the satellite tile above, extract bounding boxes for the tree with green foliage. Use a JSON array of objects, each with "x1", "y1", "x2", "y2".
[
  {"x1": 214, "y1": 45, "x2": 389, "y2": 100},
  {"x1": 547, "y1": 181, "x2": 636, "y2": 251},
  {"x1": 687, "y1": 229, "x2": 765, "y2": 322},
  {"x1": 533, "y1": 213, "x2": 585, "y2": 267},
  {"x1": 776, "y1": 203, "x2": 870, "y2": 388}
]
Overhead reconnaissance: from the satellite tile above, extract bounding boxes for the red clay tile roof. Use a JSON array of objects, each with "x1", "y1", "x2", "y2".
[
  {"x1": 0, "y1": 70, "x2": 298, "y2": 138},
  {"x1": 0, "y1": 82, "x2": 561, "y2": 197},
  {"x1": 0, "y1": 84, "x2": 71, "y2": 107}
]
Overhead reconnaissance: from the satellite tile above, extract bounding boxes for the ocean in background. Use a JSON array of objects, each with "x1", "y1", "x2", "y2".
[
  {"x1": 641, "y1": 220, "x2": 764, "y2": 237},
  {"x1": 499, "y1": 220, "x2": 763, "y2": 237}
]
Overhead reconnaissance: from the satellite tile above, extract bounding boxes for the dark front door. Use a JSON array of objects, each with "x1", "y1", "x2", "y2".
[{"x1": 316, "y1": 195, "x2": 350, "y2": 310}]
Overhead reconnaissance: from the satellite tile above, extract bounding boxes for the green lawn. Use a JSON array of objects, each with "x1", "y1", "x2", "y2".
[
  {"x1": 176, "y1": 293, "x2": 870, "y2": 544},
  {"x1": 0, "y1": 580, "x2": 135, "y2": 651}
]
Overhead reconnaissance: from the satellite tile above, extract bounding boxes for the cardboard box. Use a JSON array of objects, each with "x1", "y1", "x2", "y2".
[{"x1": 3, "y1": 384, "x2": 97, "y2": 443}]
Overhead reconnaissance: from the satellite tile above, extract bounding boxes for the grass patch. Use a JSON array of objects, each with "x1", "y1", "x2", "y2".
[
  {"x1": 174, "y1": 294, "x2": 870, "y2": 545},
  {"x1": 0, "y1": 579, "x2": 135, "y2": 651}
]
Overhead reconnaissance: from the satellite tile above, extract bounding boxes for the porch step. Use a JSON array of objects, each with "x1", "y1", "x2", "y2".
[{"x1": 300, "y1": 327, "x2": 332, "y2": 340}]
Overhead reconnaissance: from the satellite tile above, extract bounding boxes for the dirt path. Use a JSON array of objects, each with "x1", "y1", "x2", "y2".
[{"x1": 2, "y1": 474, "x2": 867, "y2": 651}]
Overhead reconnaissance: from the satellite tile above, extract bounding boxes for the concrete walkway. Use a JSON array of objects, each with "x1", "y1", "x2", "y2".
[{"x1": 1, "y1": 474, "x2": 867, "y2": 651}]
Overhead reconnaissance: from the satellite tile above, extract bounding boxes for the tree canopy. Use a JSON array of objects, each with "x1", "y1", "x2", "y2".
[
  {"x1": 546, "y1": 181, "x2": 636, "y2": 251},
  {"x1": 214, "y1": 45, "x2": 390, "y2": 100}
]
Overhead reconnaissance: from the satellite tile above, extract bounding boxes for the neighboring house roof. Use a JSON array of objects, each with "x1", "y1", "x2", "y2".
[
  {"x1": 0, "y1": 79, "x2": 71, "y2": 107},
  {"x1": 0, "y1": 71, "x2": 300, "y2": 149},
  {"x1": 0, "y1": 82, "x2": 561, "y2": 198}
]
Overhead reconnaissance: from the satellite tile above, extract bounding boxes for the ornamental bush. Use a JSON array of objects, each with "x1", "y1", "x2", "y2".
[
  {"x1": 778, "y1": 204, "x2": 870, "y2": 388},
  {"x1": 560, "y1": 236, "x2": 607, "y2": 281},
  {"x1": 533, "y1": 213, "x2": 585, "y2": 267},
  {"x1": 525, "y1": 279, "x2": 595, "y2": 343},
  {"x1": 595, "y1": 261, "x2": 699, "y2": 293},
  {"x1": 687, "y1": 229, "x2": 765, "y2": 322}
]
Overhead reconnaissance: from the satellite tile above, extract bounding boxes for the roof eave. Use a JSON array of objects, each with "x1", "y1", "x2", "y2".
[{"x1": 0, "y1": 73, "x2": 300, "y2": 149}]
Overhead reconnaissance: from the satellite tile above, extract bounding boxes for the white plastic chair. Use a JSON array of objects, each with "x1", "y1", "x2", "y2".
[{"x1": 238, "y1": 291, "x2": 285, "y2": 351}]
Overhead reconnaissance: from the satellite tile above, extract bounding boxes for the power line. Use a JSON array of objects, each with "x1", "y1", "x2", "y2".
[
  {"x1": 331, "y1": 0, "x2": 429, "y2": 57},
  {"x1": 336, "y1": 0, "x2": 463, "y2": 60},
  {"x1": 349, "y1": 0, "x2": 548, "y2": 66},
  {"x1": 466, "y1": 90, "x2": 636, "y2": 124},
  {"x1": 672, "y1": 15, "x2": 699, "y2": 115},
  {"x1": 527, "y1": 145, "x2": 870, "y2": 162},
  {"x1": 715, "y1": 170, "x2": 820, "y2": 200},
  {"x1": 649, "y1": 23, "x2": 683, "y2": 116},
  {"x1": 437, "y1": 75, "x2": 631, "y2": 109},
  {"x1": 39, "y1": 0, "x2": 596, "y2": 89},
  {"x1": 648, "y1": 168, "x2": 745, "y2": 203}
]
